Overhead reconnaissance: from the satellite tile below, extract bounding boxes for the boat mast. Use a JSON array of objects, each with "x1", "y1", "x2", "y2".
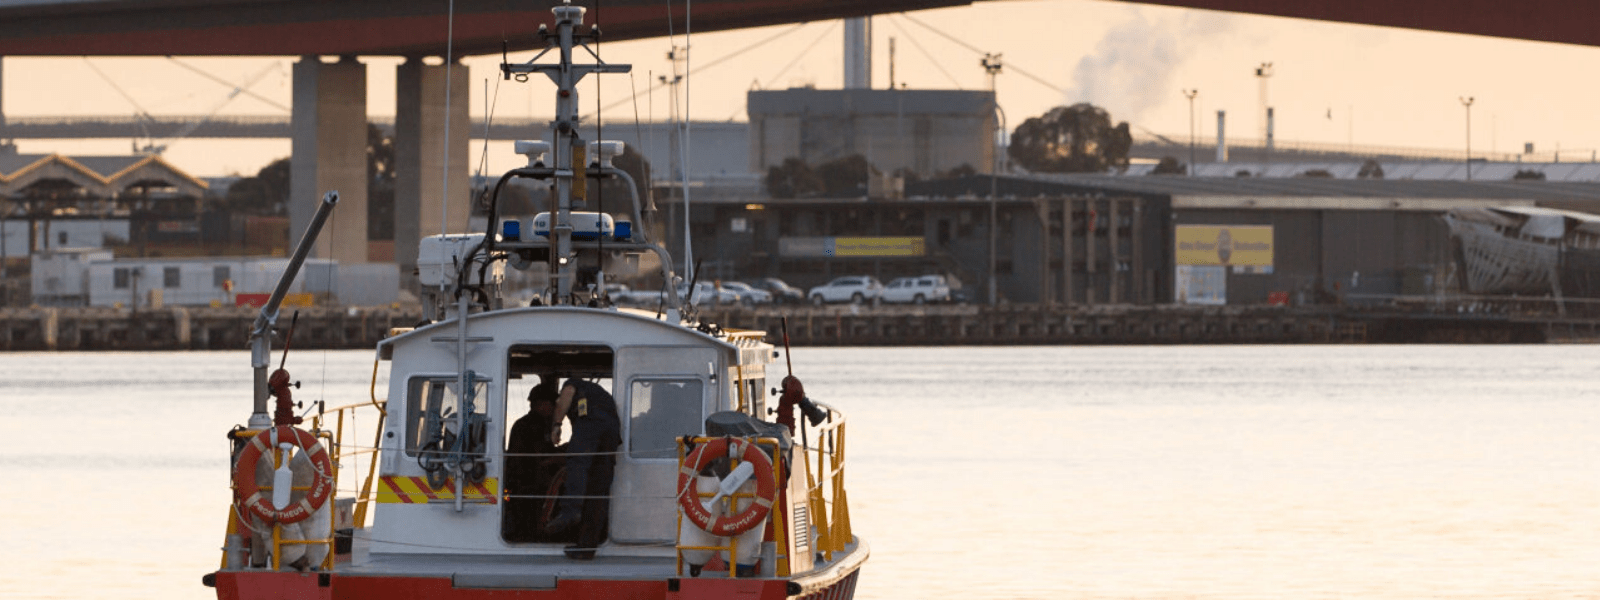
[{"x1": 502, "y1": 2, "x2": 629, "y2": 304}]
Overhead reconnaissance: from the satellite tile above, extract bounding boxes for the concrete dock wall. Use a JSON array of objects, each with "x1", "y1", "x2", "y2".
[{"x1": 0, "y1": 303, "x2": 1588, "y2": 351}]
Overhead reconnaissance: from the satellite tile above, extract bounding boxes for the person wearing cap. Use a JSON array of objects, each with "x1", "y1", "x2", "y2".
[
  {"x1": 503, "y1": 380, "x2": 563, "y2": 542},
  {"x1": 544, "y1": 378, "x2": 621, "y2": 558}
]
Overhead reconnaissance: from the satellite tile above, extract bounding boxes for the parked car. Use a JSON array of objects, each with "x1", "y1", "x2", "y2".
[
  {"x1": 717, "y1": 281, "x2": 772, "y2": 306},
  {"x1": 682, "y1": 281, "x2": 740, "y2": 306},
  {"x1": 808, "y1": 276, "x2": 884, "y2": 305},
  {"x1": 881, "y1": 275, "x2": 952, "y2": 304},
  {"x1": 754, "y1": 277, "x2": 806, "y2": 304}
]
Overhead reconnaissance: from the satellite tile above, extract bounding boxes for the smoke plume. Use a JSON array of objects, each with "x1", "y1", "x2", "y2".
[{"x1": 1067, "y1": 9, "x2": 1236, "y2": 122}]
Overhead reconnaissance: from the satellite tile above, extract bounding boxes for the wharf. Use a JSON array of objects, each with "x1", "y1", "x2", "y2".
[
  {"x1": 703, "y1": 303, "x2": 1599, "y2": 345},
  {"x1": 1, "y1": 302, "x2": 1596, "y2": 351},
  {"x1": 0, "y1": 306, "x2": 419, "y2": 351}
]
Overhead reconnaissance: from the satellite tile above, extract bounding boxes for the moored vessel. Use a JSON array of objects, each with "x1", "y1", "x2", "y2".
[
  {"x1": 1444, "y1": 205, "x2": 1600, "y2": 298},
  {"x1": 204, "y1": 5, "x2": 863, "y2": 599}
]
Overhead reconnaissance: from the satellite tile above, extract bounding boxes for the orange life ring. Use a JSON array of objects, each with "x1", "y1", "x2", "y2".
[
  {"x1": 233, "y1": 426, "x2": 334, "y2": 525},
  {"x1": 677, "y1": 437, "x2": 777, "y2": 537}
]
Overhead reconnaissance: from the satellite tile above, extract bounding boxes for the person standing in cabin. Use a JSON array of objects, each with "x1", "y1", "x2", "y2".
[
  {"x1": 504, "y1": 380, "x2": 563, "y2": 541},
  {"x1": 545, "y1": 378, "x2": 621, "y2": 558}
]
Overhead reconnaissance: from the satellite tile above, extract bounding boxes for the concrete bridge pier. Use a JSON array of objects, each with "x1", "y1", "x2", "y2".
[
  {"x1": 290, "y1": 55, "x2": 368, "y2": 263},
  {"x1": 395, "y1": 57, "x2": 470, "y2": 289}
]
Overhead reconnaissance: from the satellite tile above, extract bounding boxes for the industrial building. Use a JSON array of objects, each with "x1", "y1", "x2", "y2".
[
  {"x1": 747, "y1": 88, "x2": 997, "y2": 178},
  {"x1": 670, "y1": 173, "x2": 1600, "y2": 308}
]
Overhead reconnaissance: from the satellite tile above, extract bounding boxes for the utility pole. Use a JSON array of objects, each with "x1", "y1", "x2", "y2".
[
  {"x1": 1255, "y1": 62, "x2": 1273, "y2": 167},
  {"x1": 982, "y1": 52, "x2": 1004, "y2": 305},
  {"x1": 660, "y1": 46, "x2": 687, "y2": 274},
  {"x1": 1183, "y1": 89, "x2": 1199, "y2": 175},
  {"x1": 1460, "y1": 96, "x2": 1475, "y2": 180}
]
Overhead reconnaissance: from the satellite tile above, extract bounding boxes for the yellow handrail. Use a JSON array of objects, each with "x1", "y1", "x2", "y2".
[
  {"x1": 799, "y1": 404, "x2": 851, "y2": 562},
  {"x1": 225, "y1": 392, "x2": 387, "y2": 572}
]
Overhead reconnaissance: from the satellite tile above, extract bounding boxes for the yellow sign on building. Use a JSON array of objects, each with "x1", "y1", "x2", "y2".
[
  {"x1": 830, "y1": 237, "x2": 926, "y2": 257},
  {"x1": 1175, "y1": 225, "x2": 1273, "y2": 267}
]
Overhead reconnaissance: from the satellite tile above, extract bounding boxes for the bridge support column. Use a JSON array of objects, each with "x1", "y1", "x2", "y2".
[
  {"x1": 290, "y1": 55, "x2": 368, "y2": 263},
  {"x1": 394, "y1": 58, "x2": 470, "y2": 290}
]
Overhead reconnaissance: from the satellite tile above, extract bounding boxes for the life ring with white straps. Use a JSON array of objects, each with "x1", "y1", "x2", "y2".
[
  {"x1": 233, "y1": 426, "x2": 334, "y2": 524},
  {"x1": 677, "y1": 437, "x2": 777, "y2": 537}
]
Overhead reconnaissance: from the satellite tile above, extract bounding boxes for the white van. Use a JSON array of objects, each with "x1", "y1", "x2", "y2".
[{"x1": 881, "y1": 275, "x2": 951, "y2": 304}]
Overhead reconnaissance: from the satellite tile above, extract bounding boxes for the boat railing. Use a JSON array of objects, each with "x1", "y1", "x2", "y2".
[
  {"x1": 797, "y1": 403, "x2": 852, "y2": 563},
  {"x1": 310, "y1": 401, "x2": 388, "y2": 529},
  {"x1": 221, "y1": 357, "x2": 389, "y2": 572}
]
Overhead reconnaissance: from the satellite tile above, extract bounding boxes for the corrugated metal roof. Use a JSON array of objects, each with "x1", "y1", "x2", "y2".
[
  {"x1": 0, "y1": 152, "x2": 206, "y2": 195},
  {"x1": 70, "y1": 155, "x2": 146, "y2": 176},
  {"x1": 1024, "y1": 173, "x2": 1600, "y2": 204}
]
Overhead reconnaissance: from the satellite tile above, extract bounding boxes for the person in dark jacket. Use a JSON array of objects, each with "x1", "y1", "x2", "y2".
[
  {"x1": 503, "y1": 380, "x2": 563, "y2": 542},
  {"x1": 544, "y1": 378, "x2": 622, "y2": 558}
]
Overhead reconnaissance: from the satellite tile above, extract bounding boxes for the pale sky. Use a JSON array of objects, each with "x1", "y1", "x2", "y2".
[{"x1": 8, "y1": 0, "x2": 1600, "y2": 176}]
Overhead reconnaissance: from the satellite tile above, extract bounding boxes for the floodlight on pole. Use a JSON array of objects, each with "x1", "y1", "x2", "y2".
[
  {"x1": 982, "y1": 52, "x2": 1004, "y2": 306},
  {"x1": 1254, "y1": 62, "x2": 1273, "y2": 141}
]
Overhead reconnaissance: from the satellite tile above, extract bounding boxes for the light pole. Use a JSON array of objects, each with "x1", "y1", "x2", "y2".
[
  {"x1": 1183, "y1": 89, "x2": 1199, "y2": 175},
  {"x1": 982, "y1": 52, "x2": 1004, "y2": 305},
  {"x1": 1459, "y1": 96, "x2": 1475, "y2": 180}
]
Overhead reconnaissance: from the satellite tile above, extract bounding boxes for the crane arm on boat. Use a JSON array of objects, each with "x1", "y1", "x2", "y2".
[{"x1": 248, "y1": 191, "x2": 337, "y2": 429}]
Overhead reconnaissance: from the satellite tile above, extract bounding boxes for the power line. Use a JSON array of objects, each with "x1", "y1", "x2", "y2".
[
  {"x1": 885, "y1": 16, "x2": 962, "y2": 89},
  {"x1": 760, "y1": 22, "x2": 840, "y2": 90},
  {"x1": 166, "y1": 58, "x2": 290, "y2": 112},
  {"x1": 582, "y1": 22, "x2": 810, "y2": 118},
  {"x1": 897, "y1": 11, "x2": 1065, "y2": 95}
]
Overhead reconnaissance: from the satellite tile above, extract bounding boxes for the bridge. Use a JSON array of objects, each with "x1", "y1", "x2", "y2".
[
  {"x1": 3, "y1": 114, "x2": 1474, "y2": 170},
  {"x1": 0, "y1": 1, "x2": 1595, "y2": 56},
  {"x1": 0, "y1": 0, "x2": 1593, "y2": 279}
]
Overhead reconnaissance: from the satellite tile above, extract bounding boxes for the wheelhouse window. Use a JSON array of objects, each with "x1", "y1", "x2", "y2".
[
  {"x1": 405, "y1": 375, "x2": 490, "y2": 457},
  {"x1": 628, "y1": 378, "x2": 703, "y2": 459}
]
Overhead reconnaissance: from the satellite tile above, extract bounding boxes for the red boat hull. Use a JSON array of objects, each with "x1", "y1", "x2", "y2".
[{"x1": 210, "y1": 569, "x2": 858, "y2": 600}]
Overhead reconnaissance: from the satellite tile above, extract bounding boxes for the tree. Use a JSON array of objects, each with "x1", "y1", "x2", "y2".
[
  {"x1": 368, "y1": 123, "x2": 396, "y2": 240},
  {"x1": 764, "y1": 157, "x2": 823, "y2": 199},
  {"x1": 814, "y1": 154, "x2": 875, "y2": 197},
  {"x1": 934, "y1": 163, "x2": 978, "y2": 179},
  {"x1": 1008, "y1": 103, "x2": 1133, "y2": 173},
  {"x1": 1150, "y1": 156, "x2": 1186, "y2": 175},
  {"x1": 588, "y1": 142, "x2": 651, "y2": 211},
  {"x1": 224, "y1": 157, "x2": 291, "y2": 216}
]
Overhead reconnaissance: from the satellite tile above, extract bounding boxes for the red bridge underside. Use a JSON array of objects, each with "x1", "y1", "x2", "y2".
[{"x1": 3, "y1": 0, "x2": 1598, "y2": 57}]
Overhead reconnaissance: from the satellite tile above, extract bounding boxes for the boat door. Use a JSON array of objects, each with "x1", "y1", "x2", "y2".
[{"x1": 610, "y1": 346, "x2": 721, "y2": 544}]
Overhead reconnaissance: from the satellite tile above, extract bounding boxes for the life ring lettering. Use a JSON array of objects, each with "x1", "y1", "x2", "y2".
[
  {"x1": 677, "y1": 437, "x2": 777, "y2": 537},
  {"x1": 233, "y1": 426, "x2": 334, "y2": 525}
]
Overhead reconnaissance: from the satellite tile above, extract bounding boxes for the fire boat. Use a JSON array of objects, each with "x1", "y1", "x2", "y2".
[{"x1": 204, "y1": 5, "x2": 863, "y2": 599}]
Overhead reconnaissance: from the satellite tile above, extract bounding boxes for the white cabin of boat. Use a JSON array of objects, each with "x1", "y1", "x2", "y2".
[{"x1": 367, "y1": 306, "x2": 780, "y2": 564}]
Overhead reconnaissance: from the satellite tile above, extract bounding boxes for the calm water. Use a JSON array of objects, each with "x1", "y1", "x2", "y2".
[{"x1": 2, "y1": 346, "x2": 1598, "y2": 599}]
